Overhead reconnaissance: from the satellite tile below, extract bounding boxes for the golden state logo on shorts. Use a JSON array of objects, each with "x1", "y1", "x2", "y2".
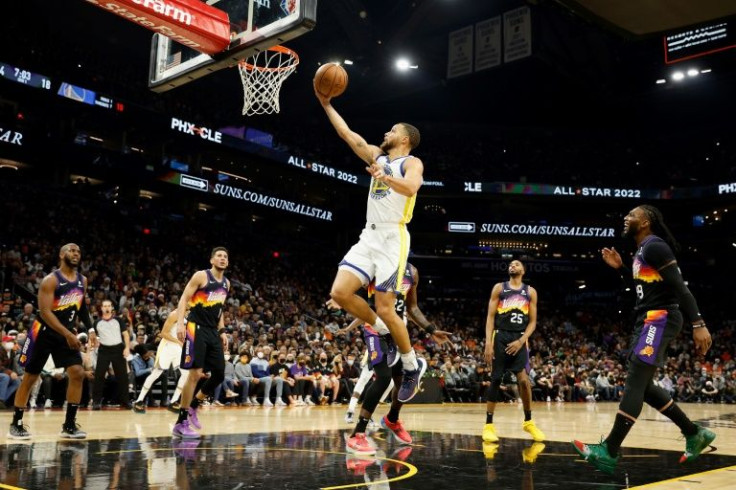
[{"x1": 639, "y1": 346, "x2": 654, "y2": 357}]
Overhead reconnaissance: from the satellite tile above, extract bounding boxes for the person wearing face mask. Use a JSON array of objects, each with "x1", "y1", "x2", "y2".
[
  {"x1": 212, "y1": 352, "x2": 239, "y2": 406},
  {"x1": 0, "y1": 336, "x2": 21, "y2": 409},
  {"x1": 312, "y1": 351, "x2": 340, "y2": 405},
  {"x1": 289, "y1": 354, "x2": 316, "y2": 405},
  {"x1": 340, "y1": 353, "x2": 361, "y2": 403},
  {"x1": 249, "y1": 347, "x2": 274, "y2": 406},
  {"x1": 269, "y1": 354, "x2": 293, "y2": 406},
  {"x1": 234, "y1": 351, "x2": 254, "y2": 405}
]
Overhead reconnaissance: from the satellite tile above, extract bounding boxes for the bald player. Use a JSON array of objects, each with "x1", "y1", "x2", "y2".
[{"x1": 9, "y1": 243, "x2": 92, "y2": 439}]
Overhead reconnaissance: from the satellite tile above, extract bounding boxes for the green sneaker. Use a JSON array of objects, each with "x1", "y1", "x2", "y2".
[
  {"x1": 680, "y1": 425, "x2": 716, "y2": 463},
  {"x1": 572, "y1": 439, "x2": 620, "y2": 475}
]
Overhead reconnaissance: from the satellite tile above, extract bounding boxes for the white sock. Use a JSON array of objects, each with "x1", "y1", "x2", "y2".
[
  {"x1": 373, "y1": 316, "x2": 390, "y2": 336},
  {"x1": 348, "y1": 396, "x2": 358, "y2": 413},
  {"x1": 170, "y1": 369, "x2": 189, "y2": 403},
  {"x1": 400, "y1": 350, "x2": 419, "y2": 371}
]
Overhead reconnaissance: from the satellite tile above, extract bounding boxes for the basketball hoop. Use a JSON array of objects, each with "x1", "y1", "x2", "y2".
[{"x1": 238, "y1": 45, "x2": 299, "y2": 116}]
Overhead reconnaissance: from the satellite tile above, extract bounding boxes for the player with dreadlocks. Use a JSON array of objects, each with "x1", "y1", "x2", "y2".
[{"x1": 573, "y1": 205, "x2": 715, "y2": 474}]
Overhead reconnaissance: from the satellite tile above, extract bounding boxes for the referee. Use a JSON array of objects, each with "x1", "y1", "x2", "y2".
[{"x1": 91, "y1": 299, "x2": 131, "y2": 409}]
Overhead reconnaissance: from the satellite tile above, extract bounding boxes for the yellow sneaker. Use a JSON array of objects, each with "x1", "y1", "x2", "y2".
[
  {"x1": 522, "y1": 420, "x2": 545, "y2": 442},
  {"x1": 482, "y1": 441, "x2": 499, "y2": 460},
  {"x1": 482, "y1": 423, "x2": 499, "y2": 442},
  {"x1": 522, "y1": 442, "x2": 546, "y2": 463}
]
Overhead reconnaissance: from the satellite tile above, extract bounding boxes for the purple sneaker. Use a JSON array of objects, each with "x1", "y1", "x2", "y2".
[
  {"x1": 172, "y1": 420, "x2": 200, "y2": 439},
  {"x1": 386, "y1": 337, "x2": 399, "y2": 368},
  {"x1": 397, "y1": 357, "x2": 427, "y2": 403},
  {"x1": 187, "y1": 407, "x2": 201, "y2": 430}
]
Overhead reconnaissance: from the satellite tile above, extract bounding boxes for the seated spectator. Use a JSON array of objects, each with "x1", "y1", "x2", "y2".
[
  {"x1": 269, "y1": 353, "x2": 292, "y2": 406},
  {"x1": 0, "y1": 336, "x2": 21, "y2": 408},
  {"x1": 234, "y1": 351, "x2": 254, "y2": 405},
  {"x1": 213, "y1": 352, "x2": 239, "y2": 406},
  {"x1": 249, "y1": 346, "x2": 273, "y2": 406},
  {"x1": 289, "y1": 354, "x2": 315, "y2": 406},
  {"x1": 595, "y1": 371, "x2": 614, "y2": 401},
  {"x1": 130, "y1": 344, "x2": 154, "y2": 395},
  {"x1": 701, "y1": 380, "x2": 719, "y2": 403}
]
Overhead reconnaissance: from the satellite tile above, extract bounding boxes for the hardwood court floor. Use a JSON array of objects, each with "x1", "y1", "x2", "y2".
[{"x1": 1, "y1": 401, "x2": 735, "y2": 489}]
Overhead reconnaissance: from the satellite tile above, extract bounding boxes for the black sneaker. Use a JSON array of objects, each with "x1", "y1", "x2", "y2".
[
  {"x1": 60, "y1": 423, "x2": 87, "y2": 439},
  {"x1": 133, "y1": 402, "x2": 146, "y2": 414},
  {"x1": 168, "y1": 401, "x2": 181, "y2": 413},
  {"x1": 92, "y1": 403, "x2": 102, "y2": 411},
  {"x1": 8, "y1": 423, "x2": 32, "y2": 440}
]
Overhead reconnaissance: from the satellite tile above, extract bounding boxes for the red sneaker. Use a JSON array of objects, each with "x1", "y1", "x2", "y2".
[
  {"x1": 346, "y1": 433, "x2": 376, "y2": 455},
  {"x1": 381, "y1": 415, "x2": 412, "y2": 444}
]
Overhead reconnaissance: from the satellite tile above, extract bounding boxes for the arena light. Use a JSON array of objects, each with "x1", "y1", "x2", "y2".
[
  {"x1": 343, "y1": 59, "x2": 354, "y2": 65},
  {"x1": 687, "y1": 68, "x2": 699, "y2": 77},
  {"x1": 701, "y1": 68, "x2": 712, "y2": 74},
  {"x1": 655, "y1": 78, "x2": 666, "y2": 84},
  {"x1": 672, "y1": 71, "x2": 685, "y2": 81},
  {"x1": 395, "y1": 58, "x2": 418, "y2": 71}
]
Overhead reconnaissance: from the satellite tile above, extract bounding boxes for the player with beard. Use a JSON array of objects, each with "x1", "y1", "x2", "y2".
[
  {"x1": 573, "y1": 205, "x2": 715, "y2": 474},
  {"x1": 9, "y1": 243, "x2": 92, "y2": 439},
  {"x1": 172, "y1": 247, "x2": 230, "y2": 439},
  {"x1": 482, "y1": 260, "x2": 545, "y2": 447},
  {"x1": 316, "y1": 88, "x2": 425, "y2": 404}
]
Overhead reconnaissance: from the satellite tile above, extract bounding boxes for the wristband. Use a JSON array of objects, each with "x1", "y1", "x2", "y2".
[{"x1": 692, "y1": 322, "x2": 706, "y2": 329}]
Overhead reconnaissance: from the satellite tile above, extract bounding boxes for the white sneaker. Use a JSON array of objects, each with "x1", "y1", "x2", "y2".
[
  {"x1": 242, "y1": 399, "x2": 253, "y2": 406},
  {"x1": 275, "y1": 399, "x2": 287, "y2": 407},
  {"x1": 213, "y1": 400, "x2": 224, "y2": 407},
  {"x1": 345, "y1": 412, "x2": 354, "y2": 424},
  {"x1": 263, "y1": 400, "x2": 274, "y2": 407},
  {"x1": 249, "y1": 397, "x2": 259, "y2": 405},
  {"x1": 30, "y1": 400, "x2": 37, "y2": 409},
  {"x1": 295, "y1": 399, "x2": 305, "y2": 406},
  {"x1": 305, "y1": 397, "x2": 316, "y2": 406}
]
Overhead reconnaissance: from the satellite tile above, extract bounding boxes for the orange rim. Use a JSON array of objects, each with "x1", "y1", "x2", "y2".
[{"x1": 239, "y1": 45, "x2": 299, "y2": 72}]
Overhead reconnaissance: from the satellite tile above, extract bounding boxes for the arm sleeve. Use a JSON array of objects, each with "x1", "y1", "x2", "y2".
[
  {"x1": 643, "y1": 240, "x2": 702, "y2": 324},
  {"x1": 657, "y1": 264, "x2": 703, "y2": 324},
  {"x1": 78, "y1": 301, "x2": 93, "y2": 331}
]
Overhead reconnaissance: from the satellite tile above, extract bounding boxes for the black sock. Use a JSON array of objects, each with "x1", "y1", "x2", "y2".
[
  {"x1": 177, "y1": 408, "x2": 189, "y2": 424},
  {"x1": 486, "y1": 412, "x2": 494, "y2": 424},
  {"x1": 605, "y1": 413, "x2": 635, "y2": 457},
  {"x1": 190, "y1": 397, "x2": 201, "y2": 409},
  {"x1": 387, "y1": 406, "x2": 400, "y2": 423},
  {"x1": 353, "y1": 416, "x2": 370, "y2": 436},
  {"x1": 13, "y1": 407, "x2": 24, "y2": 426},
  {"x1": 662, "y1": 403, "x2": 698, "y2": 436},
  {"x1": 64, "y1": 403, "x2": 79, "y2": 427},
  {"x1": 524, "y1": 410, "x2": 532, "y2": 422}
]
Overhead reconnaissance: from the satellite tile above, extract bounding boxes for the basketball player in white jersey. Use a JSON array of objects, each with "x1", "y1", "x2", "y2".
[
  {"x1": 315, "y1": 88, "x2": 425, "y2": 403},
  {"x1": 132, "y1": 309, "x2": 190, "y2": 413}
]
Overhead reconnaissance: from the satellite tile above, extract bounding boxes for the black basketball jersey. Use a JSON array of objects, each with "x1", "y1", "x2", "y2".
[
  {"x1": 367, "y1": 263, "x2": 414, "y2": 319},
  {"x1": 632, "y1": 235, "x2": 678, "y2": 311},
  {"x1": 39, "y1": 270, "x2": 85, "y2": 331},
  {"x1": 494, "y1": 281, "x2": 531, "y2": 332},
  {"x1": 187, "y1": 269, "x2": 229, "y2": 328}
]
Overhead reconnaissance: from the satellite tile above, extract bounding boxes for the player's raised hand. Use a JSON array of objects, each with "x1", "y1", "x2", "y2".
[
  {"x1": 314, "y1": 85, "x2": 331, "y2": 106},
  {"x1": 601, "y1": 247, "x2": 623, "y2": 269}
]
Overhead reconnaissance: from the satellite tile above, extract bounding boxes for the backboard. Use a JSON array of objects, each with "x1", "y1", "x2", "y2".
[{"x1": 149, "y1": 0, "x2": 316, "y2": 92}]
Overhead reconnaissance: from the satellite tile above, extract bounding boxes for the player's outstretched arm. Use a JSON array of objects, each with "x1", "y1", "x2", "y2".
[{"x1": 315, "y1": 88, "x2": 380, "y2": 165}]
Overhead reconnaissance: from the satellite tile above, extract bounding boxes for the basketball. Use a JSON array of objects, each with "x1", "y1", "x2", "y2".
[{"x1": 314, "y1": 63, "x2": 348, "y2": 98}]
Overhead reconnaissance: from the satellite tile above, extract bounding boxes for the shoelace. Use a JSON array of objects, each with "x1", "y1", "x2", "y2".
[{"x1": 63, "y1": 422, "x2": 82, "y2": 433}]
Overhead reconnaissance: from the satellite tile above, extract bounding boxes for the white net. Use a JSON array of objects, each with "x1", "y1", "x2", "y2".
[{"x1": 238, "y1": 45, "x2": 299, "y2": 116}]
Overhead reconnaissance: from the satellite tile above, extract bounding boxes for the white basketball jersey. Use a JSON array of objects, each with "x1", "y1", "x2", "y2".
[
  {"x1": 366, "y1": 155, "x2": 418, "y2": 224},
  {"x1": 160, "y1": 316, "x2": 180, "y2": 347}
]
